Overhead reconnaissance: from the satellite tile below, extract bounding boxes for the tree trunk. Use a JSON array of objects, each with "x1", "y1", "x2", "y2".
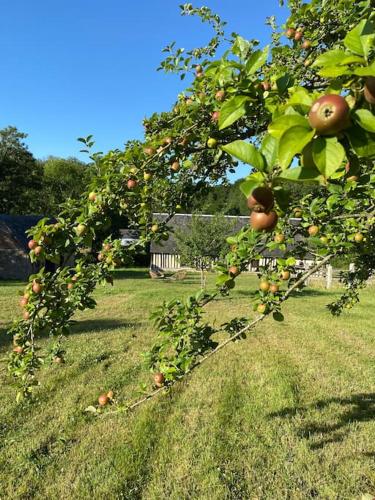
[{"x1": 200, "y1": 268, "x2": 206, "y2": 290}]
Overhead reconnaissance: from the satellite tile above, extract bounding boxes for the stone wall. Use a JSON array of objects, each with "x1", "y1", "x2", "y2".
[{"x1": 0, "y1": 249, "x2": 34, "y2": 280}]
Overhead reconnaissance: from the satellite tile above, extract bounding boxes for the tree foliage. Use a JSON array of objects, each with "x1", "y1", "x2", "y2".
[
  {"x1": 5, "y1": 0, "x2": 375, "y2": 407},
  {"x1": 0, "y1": 127, "x2": 42, "y2": 214},
  {"x1": 175, "y1": 213, "x2": 236, "y2": 287}
]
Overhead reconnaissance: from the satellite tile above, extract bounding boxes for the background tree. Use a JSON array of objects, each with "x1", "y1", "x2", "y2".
[
  {"x1": 38, "y1": 156, "x2": 93, "y2": 214},
  {"x1": 0, "y1": 126, "x2": 43, "y2": 215},
  {"x1": 174, "y1": 213, "x2": 236, "y2": 288}
]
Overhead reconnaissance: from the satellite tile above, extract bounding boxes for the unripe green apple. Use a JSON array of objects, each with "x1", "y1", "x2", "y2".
[
  {"x1": 88, "y1": 192, "x2": 97, "y2": 202},
  {"x1": 76, "y1": 224, "x2": 87, "y2": 237},
  {"x1": 207, "y1": 138, "x2": 218, "y2": 148},
  {"x1": 144, "y1": 172, "x2": 152, "y2": 181}
]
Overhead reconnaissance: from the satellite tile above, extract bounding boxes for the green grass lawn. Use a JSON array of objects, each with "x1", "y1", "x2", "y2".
[{"x1": 0, "y1": 269, "x2": 374, "y2": 499}]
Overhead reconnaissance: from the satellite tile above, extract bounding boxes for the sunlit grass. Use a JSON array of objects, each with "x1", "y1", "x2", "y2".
[{"x1": 0, "y1": 269, "x2": 374, "y2": 499}]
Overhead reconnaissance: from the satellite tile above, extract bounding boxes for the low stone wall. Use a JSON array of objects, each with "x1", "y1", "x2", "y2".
[{"x1": 0, "y1": 249, "x2": 34, "y2": 280}]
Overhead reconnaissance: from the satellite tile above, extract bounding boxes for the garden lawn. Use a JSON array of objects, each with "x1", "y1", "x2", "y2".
[{"x1": 0, "y1": 269, "x2": 374, "y2": 499}]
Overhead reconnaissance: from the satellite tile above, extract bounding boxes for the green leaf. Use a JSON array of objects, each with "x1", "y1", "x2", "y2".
[
  {"x1": 273, "y1": 312, "x2": 284, "y2": 322},
  {"x1": 276, "y1": 73, "x2": 293, "y2": 94},
  {"x1": 239, "y1": 172, "x2": 264, "y2": 198},
  {"x1": 354, "y1": 60, "x2": 375, "y2": 76},
  {"x1": 246, "y1": 45, "x2": 269, "y2": 75},
  {"x1": 268, "y1": 114, "x2": 310, "y2": 139},
  {"x1": 346, "y1": 126, "x2": 375, "y2": 157},
  {"x1": 278, "y1": 126, "x2": 315, "y2": 170},
  {"x1": 354, "y1": 109, "x2": 375, "y2": 133},
  {"x1": 318, "y1": 66, "x2": 350, "y2": 78},
  {"x1": 288, "y1": 87, "x2": 313, "y2": 108},
  {"x1": 277, "y1": 165, "x2": 322, "y2": 183},
  {"x1": 344, "y1": 19, "x2": 375, "y2": 58},
  {"x1": 221, "y1": 140, "x2": 265, "y2": 170},
  {"x1": 260, "y1": 134, "x2": 278, "y2": 170},
  {"x1": 344, "y1": 20, "x2": 366, "y2": 55},
  {"x1": 312, "y1": 137, "x2": 346, "y2": 178},
  {"x1": 218, "y1": 95, "x2": 250, "y2": 130},
  {"x1": 313, "y1": 49, "x2": 347, "y2": 67}
]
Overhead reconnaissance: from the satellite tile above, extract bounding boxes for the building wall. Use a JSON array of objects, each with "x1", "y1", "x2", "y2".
[
  {"x1": 0, "y1": 249, "x2": 34, "y2": 280},
  {"x1": 150, "y1": 253, "x2": 311, "y2": 272}
]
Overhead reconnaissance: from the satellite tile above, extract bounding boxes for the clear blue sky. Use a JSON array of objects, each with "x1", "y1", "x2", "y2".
[{"x1": 0, "y1": 0, "x2": 287, "y2": 179}]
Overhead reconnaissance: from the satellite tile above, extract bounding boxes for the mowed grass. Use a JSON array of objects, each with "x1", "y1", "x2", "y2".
[{"x1": 0, "y1": 269, "x2": 375, "y2": 500}]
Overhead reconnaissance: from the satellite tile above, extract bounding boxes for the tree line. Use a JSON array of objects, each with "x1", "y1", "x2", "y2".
[{"x1": 0, "y1": 126, "x2": 93, "y2": 215}]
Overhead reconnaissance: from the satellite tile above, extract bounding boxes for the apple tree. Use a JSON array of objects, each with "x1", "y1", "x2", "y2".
[{"x1": 6, "y1": 0, "x2": 375, "y2": 409}]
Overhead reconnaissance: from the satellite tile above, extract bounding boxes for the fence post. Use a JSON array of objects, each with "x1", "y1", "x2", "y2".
[{"x1": 326, "y1": 265, "x2": 333, "y2": 289}]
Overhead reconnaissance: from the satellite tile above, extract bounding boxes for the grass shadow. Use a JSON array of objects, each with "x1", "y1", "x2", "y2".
[
  {"x1": 0, "y1": 319, "x2": 142, "y2": 350},
  {"x1": 269, "y1": 392, "x2": 375, "y2": 451},
  {"x1": 71, "y1": 319, "x2": 141, "y2": 335}
]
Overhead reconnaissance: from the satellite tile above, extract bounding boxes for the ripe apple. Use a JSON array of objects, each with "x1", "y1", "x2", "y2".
[
  {"x1": 75, "y1": 224, "x2": 87, "y2": 237},
  {"x1": 274, "y1": 233, "x2": 285, "y2": 244},
  {"x1": 281, "y1": 270, "x2": 290, "y2": 281},
  {"x1": 127, "y1": 179, "x2": 137, "y2": 189},
  {"x1": 259, "y1": 280, "x2": 270, "y2": 292},
  {"x1": 247, "y1": 187, "x2": 274, "y2": 212},
  {"x1": 97, "y1": 252, "x2": 104, "y2": 262},
  {"x1": 229, "y1": 266, "x2": 239, "y2": 277},
  {"x1": 308, "y1": 225, "x2": 319, "y2": 237},
  {"x1": 154, "y1": 372, "x2": 165, "y2": 388},
  {"x1": 23, "y1": 311, "x2": 30, "y2": 320},
  {"x1": 171, "y1": 161, "x2": 180, "y2": 172},
  {"x1": 286, "y1": 28, "x2": 295, "y2": 38},
  {"x1": 88, "y1": 192, "x2": 97, "y2": 202},
  {"x1": 308, "y1": 94, "x2": 350, "y2": 135},
  {"x1": 28, "y1": 239, "x2": 38, "y2": 250},
  {"x1": 364, "y1": 77, "x2": 375, "y2": 105},
  {"x1": 98, "y1": 393, "x2": 109, "y2": 406},
  {"x1": 270, "y1": 284, "x2": 279, "y2": 294},
  {"x1": 211, "y1": 111, "x2": 220, "y2": 122},
  {"x1": 107, "y1": 390, "x2": 114, "y2": 400},
  {"x1": 354, "y1": 232, "x2": 364, "y2": 243},
  {"x1": 151, "y1": 224, "x2": 159, "y2": 233},
  {"x1": 163, "y1": 136, "x2": 173, "y2": 145},
  {"x1": 250, "y1": 211, "x2": 278, "y2": 232},
  {"x1": 215, "y1": 90, "x2": 225, "y2": 101},
  {"x1": 257, "y1": 303, "x2": 267, "y2": 314},
  {"x1": 34, "y1": 246, "x2": 43, "y2": 256},
  {"x1": 54, "y1": 356, "x2": 64, "y2": 364},
  {"x1": 207, "y1": 138, "x2": 218, "y2": 148},
  {"x1": 294, "y1": 31, "x2": 303, "y2": 41},
  {"x1": 67, "y1": 283, "x2": 74, "y2": 290},
  {"x1": 19, "y1": 296, "x2": 28, "y2": 308},
  {"x1": 261, "y1": 81, "x2": 270, "y2": 91},
  {"x1": 144, "y1": 172, "x2": 152, "y2": 181},
  {"x1": 302, "y1": 40, "x2": 311, "y2": 50},
  {"x1": 32, "y1": 281, "x2": 43, "y2": 294},
  {"x1": 144, "y1": 146, "x2": 155, "y2": 156},
  {"x1": 103, "y1": 243, "x2": 112, "y2": 252},
  {"x1": 13, "y1": 346, "x2": 24, "y2": 355}
]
